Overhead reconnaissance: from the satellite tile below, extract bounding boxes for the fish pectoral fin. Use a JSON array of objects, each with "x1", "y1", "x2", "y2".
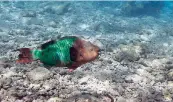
[
  {"x1": 68, "y1": 68, "x2": 75, "y2": 72},
  {"x1": 70, "y1": 47, "x2": 78, "y2": 61},
  {"x1": 68, "y1": 64, "x2": 79, "y2": 72}
]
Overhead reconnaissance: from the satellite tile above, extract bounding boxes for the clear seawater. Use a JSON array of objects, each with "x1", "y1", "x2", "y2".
[
  {"x1": 1, "y1": 1, "x2": 173, "y2": 102},
  {"x1": 0, "y1": 1, "x2": 172, "y2": 56}
]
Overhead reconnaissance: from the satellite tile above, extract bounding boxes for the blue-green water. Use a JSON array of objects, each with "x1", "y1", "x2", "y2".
[{"x1": 0, "y1": 1, "x2": 172, "y2": 56}]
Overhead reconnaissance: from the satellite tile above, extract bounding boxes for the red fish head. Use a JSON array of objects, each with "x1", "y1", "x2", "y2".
[{"x1": 73, "y1": 38, "x2": 100, "y2": 64}]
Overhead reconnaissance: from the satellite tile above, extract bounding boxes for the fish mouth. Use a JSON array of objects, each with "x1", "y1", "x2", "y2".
[{"x1": 96, "y1": 48, "x2": 101, "y2": 58}]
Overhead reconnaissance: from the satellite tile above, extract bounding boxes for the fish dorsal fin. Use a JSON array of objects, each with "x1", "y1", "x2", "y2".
[
  {"x1": 41, "y1": 36, "x2": 78, "y2": 49},
  {"x1": 41, "y1": 40, "x2": 56, "y2": 49},
  {"x1": 59, "y1": 36, "x2": 78, "y2": 40},
  {"x1": 70, "y1": 47, "x2": 78, "y2": 62}
]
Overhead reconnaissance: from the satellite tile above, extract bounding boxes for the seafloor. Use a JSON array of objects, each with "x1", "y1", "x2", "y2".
[{"x1": 1, "y1": 1, "x2": 173, "y2": 102}]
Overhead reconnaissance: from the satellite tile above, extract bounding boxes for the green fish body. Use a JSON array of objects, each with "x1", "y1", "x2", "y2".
[{"x1": 32, "y1": 37, "x2": 77, "y2": 66}]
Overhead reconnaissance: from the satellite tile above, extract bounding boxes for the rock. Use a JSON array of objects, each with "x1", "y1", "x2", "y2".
[
  {"x1": 15, "y1": 36, "x2": 27, "y2": 43},
  {"x1": 80, "y1": 82, "x2": 87, "y2": 85},
  {"x1": 102, "y1": 95, "x2": 114, "y2": 102},
  {"x1": 22, "y1": 96, "x2": 33, "y2": 102},
  {"x1": 29, "y1": 83, "x2": 41, "y2": 90},
  {"x1": 125, "y1": 74, "x2": 143, "y2": 83},
  {"x1": 59, "y1": 70, "x2": 68, "y2": 76},
  {"x1": 47, "y1": 97, "x2": 63, "y2": 102},
  {"x1": 93, "y1": 40, "x2": 104, "y2": 50},
  {"x1": 15, "y1": 100, "x2": 24, "y2": 102},
  {"x1": 2, "y1": 70, "x2": 17, "y2": 78},
  {"x1": 0, "y1": 33, "x2": 11, "y2": 42},
  {"x1": 140, "y1": 35, "x2": 150, "y2": 41},
  {"x1": 27, "y1": 67, "x2": 52, "y2": 81},
  {"x1": 49, "y1": 21, "x2": 57, "y2": 28},
  {"x1": 79, "y1": 24, "x2": 90, "y2": 30},
  {"x1": 75, "y1": 98, "x2": 92, "y2": 102},
  {"x1": 44, "y1": 3, "x2": 70, "y2": 15},
  {"x1": 167, "y1": 69, "x2": 173, "y2": 81},
  {"x1": 136, "y1": 69, "x2": 147, "y2": 76},
  {"x1": 8, "y1": 29, "x2": 28, "y2": 36},
  {"x1": 121, "y1": 2, "x2": 164, "y2": 16},
  {"x1": 117, "y1": 96, "x2": 126, "y2": 102},
  {"x1": 114, "y1": 44, "x2": 143, "y2": 62},
  {"x1": 138, "y1": 59, "x2": 150, "y2": 67},
  {"x1": 117, "y1": 86, "x2": 124, "y2": 96},
  {"x1": 1, "y1": 78, "x2": 12, "y2": 89},
  {"x1": 93, "y1": 22, "x2": 124, "y2": 33},
  {"x1": 165, "y1": 64, "x2": 173, "y2": 70},
  {"x1": 0, "y1": 59, "x2": 9, "y2": 68},
  {"x1": 42, "y1": 79, "x2": 59, "y2": 90},
  {"x1": 78, "y1": 76, "x2": 90, "y2": 85},
  {"x1": 11, "y1": 91, "x2": 27, "y2": 99},
  {"x1": 168, "y1": 81, "x2": 173, "y2": 87},
  {"x1": 163, "y1": 90, "x2": 172, "y2": 101},
  {"x1": 128, "y1": 98, "x2": 138, "y2": 102},
  {"x1": 155, "y1": 74, "x2": 165, "y2": 82},
  {"x1": 0, "y1": 57, "x2": 9, "y2": 63},
  {"x1": 26, "y1": 18, "x2": 43, "y2": 25},
  {"x1": 150, "y1": 58, "x2": 167, "y2": 68},
  {"x1": 165, "y1": 59, "x2": 173, "y2": 69},
  {"x1": 33, "y1": 99, "x2": 46, "y2": 102},
  {"x1": 22, "y1": 11, "x2": 36, "y2": 17}
]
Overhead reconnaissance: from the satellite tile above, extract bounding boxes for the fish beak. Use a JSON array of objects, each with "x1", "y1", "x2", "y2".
[
  {"x1": 96, "y1": 47, "x2": 101, "y2": 57},
  {"x1": 98, "y1": 48, "x2": 101, "y2": 55}
]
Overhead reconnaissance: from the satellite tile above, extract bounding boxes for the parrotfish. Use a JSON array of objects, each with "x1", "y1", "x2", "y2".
[{"x1": 16, "y1": 36, "x2": 100, "y2": 72}]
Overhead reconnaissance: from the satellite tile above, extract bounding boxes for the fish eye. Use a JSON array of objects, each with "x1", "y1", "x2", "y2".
[
  {"x1": 78, "y1": 44, "x2": 83, "y2": 48},
  {"x1": 79, "y1": 53, "x2": 83, "y2": 57},
  {"x1": 90, "y1": 48, "x2": 93, "y2": 51}
]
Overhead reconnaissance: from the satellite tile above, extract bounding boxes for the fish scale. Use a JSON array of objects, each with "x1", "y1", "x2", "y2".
[{"x1": 32, "y1": 37, "x2": 77, "y2": 66}]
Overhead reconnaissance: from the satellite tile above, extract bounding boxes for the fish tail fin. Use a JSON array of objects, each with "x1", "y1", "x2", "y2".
[
  {"x1": 16, "y1": 48, "x2": 33, "y2": 63},
  {"x1": 16, "y1": 48, "x2": 42, "y2": 64}
]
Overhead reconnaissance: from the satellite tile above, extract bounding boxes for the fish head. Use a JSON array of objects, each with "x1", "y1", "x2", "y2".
[{"x1": 74, "y1": 39, "x2": 100, "y2": 64}]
